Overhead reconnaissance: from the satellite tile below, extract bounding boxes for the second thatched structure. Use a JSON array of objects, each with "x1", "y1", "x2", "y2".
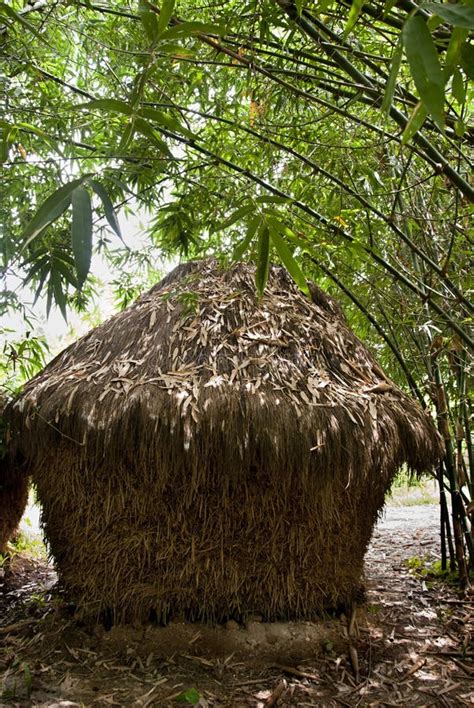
[{"x1": 0, "y1": 259, "x2": 442, "y2": 623}]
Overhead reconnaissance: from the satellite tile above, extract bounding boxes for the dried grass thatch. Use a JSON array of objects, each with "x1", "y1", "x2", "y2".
[
  {"x1": 0, "y1": 457, "x2": 29, "y2": 553},
  {"x1": 1, "y1": 259, "x2": 442, "y2": 622}
]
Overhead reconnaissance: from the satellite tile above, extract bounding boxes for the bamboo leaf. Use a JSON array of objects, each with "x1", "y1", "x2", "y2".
[
  {"x1": 421, "y1": 3, "x2": 474, "y2": 28},
  {"x1": 255, "y1": 195, "x2": 291, "y2": 204},
  {"x1": 71, "y1": 186, "x2": 93, "y2": 288},
  {"x1": 118, "y1": 120, "x2": 135, "y2": 151},
  {"x1": 34, "y1": 268, "x2": 50, "y2": 306},
  {"x1": 451, "y1": 67, "x2": 466, "y2": 105},
  {"x1": 138, "y1": 0, "x2": 158, "y2": 41},
  {"x1": 139, "y1": 107, "x2": 195, "y2": 138},
  {"x1": 89, "y1": 180, "x2": 123, "y2": 242},
  {"x1": 133, "y1": 117, "x2": 173, "y2": 157},
  {"x1": 460, "y1": 42, "x2": 474, "y2": 79},
  {"x1": 381, "y1": 39, "x2": 403, "y2": 115},
  {"x1": 0, "y1": 3, "x2": 52, "y2": 46},
  {"x1": 51, "y1": 269, "x2": 68, "y2": 320},
  {"x1": 22, "y1": 177, "x2": 90, "y2": 247},
  {"x1": 157, "y1": 0, "x2": 175, "y2": 35},
  {"x1": 0, "y1": 122, "x2": 15, "y2": 164},
  {"x1": 444, "y1": 26, "x2": 469, "y2": 78},
  {"x1": 255, "y1": 225, "x2": 270, "y2": 295},
  {"x1": 402, "y1": 101, "x2": 428, "y2": 143},
  {"x1": 17, "y1": 121, "x2": 62, "y2": 155},
  {"x1": 157, "y1": 42, "x2": 195, "y2": 56},
  {"x1": 215, "y1": 205, "x2": 254, "y2": 231},
  {"x1": 270, "y1": 228, "x2": 309, "y2": 296},
  {"x1": 75, "y1": 99, "x2": 133, "y2": 116},
  {"x1": 159, "y1": 21, "x2": 226, "y2": 41},
  {"x1": 22, "y1": 256, "x2": 50, "y2": 286},
  {"x1": 403, "y1": 15, "x2": 445, "y2": 131},
  {"x1": 52, "y1": 257, "x2": 78, "y2": 288},
  {"x1": 344, "y1": 0, "x2": 365, "y2": 38},
  {"x1": 232, "y1": 215, "x2": 260, "y2": 261}
]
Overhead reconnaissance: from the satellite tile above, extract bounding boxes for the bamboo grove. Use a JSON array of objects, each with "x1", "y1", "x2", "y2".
[{"x1": 0, "y1": 1, "x2": 473, "y2": 583}]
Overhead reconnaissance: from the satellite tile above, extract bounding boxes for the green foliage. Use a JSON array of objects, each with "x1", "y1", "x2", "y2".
[
  {"x1": 406, "y1": 556, "x2": 473, "y2": 585},
  {"x1": 174, "y1": 687, "x2": 201, "y2": 704},
  {"x1": 1, "y1": 333, "x2": 49, "y2": 396},
  {"x1": 421, "y1": 3, "x2": 474, "y2": 29},
  {"x1": 0, "y1": 531, "x2": 46, "y2": 564},
  {"x1": 402, "y1": 15, "x2": 445, "y2": 131}
]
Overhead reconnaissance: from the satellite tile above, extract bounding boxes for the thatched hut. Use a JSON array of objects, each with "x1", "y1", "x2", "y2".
[{"x1": 0, "y1": 259, "x2": 441, "y2": 622}]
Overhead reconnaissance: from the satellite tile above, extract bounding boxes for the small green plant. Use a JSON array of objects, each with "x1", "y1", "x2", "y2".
[
  {"x1": 1, "y1": 531, "x2": 46, "y2": 561},
  {"x1": 387, "y1": 472, "x2": 438, "y2": 506},
  {"x1": 405, "y1": 555, "x2": 473, "y2": 586},
  {"x1": 392, "y1": 467, "x2": 424, "y2": 489},
  {"x1": 405, "y1": 555, "x2": 426, "y2": 572},
  {"x1": 175, "y1": 687, "x2": 201, "y2": 704}
]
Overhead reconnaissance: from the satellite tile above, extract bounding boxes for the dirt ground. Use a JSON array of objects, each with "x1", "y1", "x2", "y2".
[{"x1": 1, "y1": 501, "x2": 473, "y2": 707}]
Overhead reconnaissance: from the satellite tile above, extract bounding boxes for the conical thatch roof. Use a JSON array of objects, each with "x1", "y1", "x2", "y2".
[{"x1": 1, "y1": 259, "x2": 442, "y2": 622}]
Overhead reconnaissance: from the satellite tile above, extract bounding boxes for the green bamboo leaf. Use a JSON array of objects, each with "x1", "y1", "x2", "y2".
[
  {"x1": 402, "y1": 101, "x2": 428, "y2": 143},
  {"x1": 451, "y1": 67, "x2": 466, "y2": 105},
  {"x1": 216, "y1": 205, "x2": 254, "y2": 231},
  {"x1": 403, "y1": 15, "x2": 445, "y2": 131},
  {"x1": 89, "y1": 180, "x2": 123, "y2": 242},
  {"x1": 22, "y1": 256, "x2": 50, "y2": 286},
  {"x1": 421, "y1": 3, "x2": 474, "y2": 28},
  {"x1": 0, "y1": 121, "x2": 15, "y2": 164},
  {"x1": 444, "y1": 27, "x2": 469, "y2": 78},
  {"x1": 118, "y1": 120, "x2": 135, "y2": 151},
  {"x1": 0, "y1": 3, "x2": 52, "y2": 46},
  {"x1": 254, "y1": 196, "x2": 290, "y2": 204},
  {"x1": 71, "y1": 186, "x2": 93, "y2": 288},
  {"x1": 157, "y1": 42, "x2": 195, "y2": 56},
  {"x1": 52, "y1": 258, "x2": 78, "y2": 288},
  {"x1": 232, "y1": 215, "x2": 261, "y2": 261},
  {"x1": 460, "y1": 43, "x2": 474, "y2": 79},
  {"x1": 343, "y1": 0, "x2": 365, "y2": 38},
  {"x1": 34, "y1": 268, "x2": 50, "y2": 306},
  {"x1": 255, "y1": 225, "x2": 270, "y2": 295},
  {"x1": 160, "y1": 21, "x2": 226, "y2": 41},
  {"x1": 75, "y1": 99, "x2": 133, "y2": 116},
  {"x1": 46, "y1": 279, "x2": 53, "y2": 317},
  {"x1": 134, "y1": 117, "x2": 173, "y2": 157},
  {"x1": 157, "y1": 0, "x2": 175, "y2": 36},
  {"x1": 138, "y1": 0, "x2": 158, "y2": 41},
  {"x1": 22, "y1": 176, "x2": 90, "y2": 247},
  {"x1": 139, "y1": 107, "x2": 194, "y2": 138},
  {"x1": 270, "y1": 228, "x2": 309, "y2": 296},
  {"x1": 51, "y1": 269, "x2": 68, "y2": 320},
  {"x1": 17, "y1": 122, "x2": 62, "y2": 155},
  {"x1": 381, "y1": 39, "x2": 403, "y2": 115}
]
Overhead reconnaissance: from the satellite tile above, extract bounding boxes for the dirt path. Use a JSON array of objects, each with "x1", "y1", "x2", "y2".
[{"x1": 1, "y1": 504, "x2": 473, "y2": 706}]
